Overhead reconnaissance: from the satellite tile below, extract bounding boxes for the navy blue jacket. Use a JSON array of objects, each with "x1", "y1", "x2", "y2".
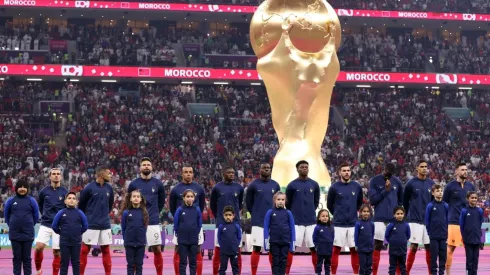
[
  {"x1": 459, "y1": 206, "x2": 483, "y2": 245},
  {"x1": 38, "y1": 185, "x2": 68, "y2": 227},
  {"x1": 369, "y1": 174, "x2": 403, "y2": 222},
  {"x1": 385, "y1": 221, "x2": 410, "y2": 256},
  {"x1": 78, "y1": 181, "x2": 114, "y2": 230},
  {"x1": 210, "y1": 181, "x2": 244, "y2": 226},
  {"x1": 169, "y1": 182, "x2": 205, "y2": 217},
  {"x1": 51, "y1": 208, "x2": 88, "y2": 246},
  {"x1": 5, "y1": 195, "x2": 39, "y2": 241},
  {"x1": 327, "y1": 180, "x2": 363, "y2": 227},
  {"x1": 246, "y1": 178, "x2": 280, "y2": 227},
  {"x1": 424, "y1": 200, "x2": 449, "y2": 240},
  {"x1": 443, "y1": 180, "x2": 476, "y2": 225},
  {"x1": 128, "y1": 177, "x2": 166, "y2": 226},
  {"x1": 313, "y1": 223, "x2": 335, "y2": 256},
  {"x1": 217, "y1": 222, "x2": 242, "y2": 255},
  {"x1": 174, "y1": 205, "x2": 202, "y2": 245},
  {"x1": 121, "y1": 208, "x2": 147, "y2": 247},
  {"x1": 354, "y1": 219, "x2": 375, "y2": 253},
  {"x1": 403, "y1": 177, "x2": 434, "y2": 223},
  {"x1": 263, "y1": 207, "x2": 295, "y2": 252},
  {"x1": 286, "y1": 178, "x2": 320, "y2": 226}
]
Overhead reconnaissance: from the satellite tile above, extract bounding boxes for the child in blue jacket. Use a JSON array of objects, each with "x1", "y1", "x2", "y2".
[
  {"x1": 5, "y1": 179, "x2": 39, "y2": 275},
  {"x1": 217, "y1": 205, "x2": 242, "y2": 275},
  {"x1": 312, "y1": 209, "x2": 334, "y2": 275},
  {"x1": 354, "y1": 204, "x2": 375, "y2": 275},
  {"x1": 385, "y1": 206, "x2": 410, "y2": 275},
  {"x1": 174, "y1": 189, "x2": 203, "y2": 275},
  {"x1": 51, "y1": 192, "x2": 88, "y2": 275},
  {"x1": 121, "y1": 190, "x2": 149, "y2": 275},
  {"x1": 263, "y1": 192, "x2": 295, "y2": 275},
  {"x1": 460, "y1": 191, "x2": 483, "y2": 275},
  {"x1": 424, "y1": 183, "x2": 448, "y2": 275}
]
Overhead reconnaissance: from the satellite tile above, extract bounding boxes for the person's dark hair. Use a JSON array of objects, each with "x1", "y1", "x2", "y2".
[
  {"x1": 15, "y1": 179, "x2": 29, "y2": 193},
  {"x1": 140, "y1": 157, "x2": 152, "y2": 164},
  {"x1": 385, "y1": 163, "x2": 396, "y2": 174},
  {"x1": 223, "y1": 205, "x2": 235, "y2": 214},
  {"x1": 466, "y1": 191, "x2": 477, "y2": 199},
  {"x1": 431, "y1": 183, "x2": 443, "y2": 192},
  {"x1": 296, "y1": 160, "x2": 309, "y2": 169},
  {"x1": 456, "y1": 162, "x2": 467, "y2": 169},
  {"x1": 337, "y1": 162, "x2": 350, "y2": 172},
  {"x1": 222, "y1": 167, "x2": 234, "y2": 173},
  {"x1": 96, "y1": 166, "x2": 109, "y2": 176},
  {"x1": 417, "y1": 160, "x2": 428, "y2": 166},
  {"x1": 393, "y1": 206, "x2": 405, "y2": 215},
  {"x1": 359, "y1": 204, "x2": 373, "y2": 218},
  {"x1": 182, "y1": 189, "x2": 195, "y2": 201},
  {"x1": 120, "y1": 190, "x2": 150, "y2": 227},
  {"x1": 316, "y1": 209, "x2": 331, "y2": 226},
  {"x1": 65, "y1": 192, "x2": 77, "y2": 199}
]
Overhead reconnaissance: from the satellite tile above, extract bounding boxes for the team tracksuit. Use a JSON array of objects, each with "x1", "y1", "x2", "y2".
[
  {"x1": 425, "y1": 200, "x2": 449, "y2": 275},
  {"x1": 327, "y1": 180, "x2": 363, "y2": 228},
  {"x1": 36, "y1": 185, "x2": 68, "y2": 273},
  {"x1": 5, "y1": 191, "x2": 39, "y2": 275},
  {"x1": 122, "y1": 208, "x2": 148, "y2": 275},
  {"x1": 442, "y1": 180, "x2": 476, "y2": 225},
  {"x1": 285, "y1": 178, "x2": 320, "y2": 226},
  {"x1": 312, "y1": 223, "x2": 334, "y2": 275},
  {"x1": 369, "y1": 174, "x2": 404, "y2": 224},
  {"x1": 38, "y1": 185, "x2": 69, "y2": 229},
  {"x1": 78, "y1": 181, "x2": 114, "y2": 230},
  {"x1": 460, "y1": 205, "x2": 484, "y2": 275},
  {"x1": 403, "y1": 177, "x2": 434, "y2": 224},
  {"x1": 210, "y1": 181, "x2": 244, "y2": 227},
  {"x1": 354, "y1": 219, "x2": 375, "y2": 275},
  {"x1": 78, "y1": 181, "x2": 115, "y2": 275},
  {"x1": 169, "y1": 181, "x2": 206, "y2": 275},
  {"x1": 217, "y1": 222, "x2": 242, "y2": 275},
  {"x1": 385, "y1": 221, "x2": 411, "y2": 275},
  {"x1": 169, "y1": 182, "x2": 206, "y2": 218},
  {"x1": 263, "y1": 207, "x2": 295, "y2": 275},
  {"x1": 210, "y1": 181, "x2": 244, "y2": 274},
  {"x1": 52, "y1": 207, "x2": 89, "y2": 275},
  {"x1": 128, "y1": 177, "x2": 166, "y2": 226},
  {"x1": 174, "y1": 205, "x2": 203, "y2": 275},
  {"x1": 245, "y1": 178, "x2": 280, "y2": 228}
]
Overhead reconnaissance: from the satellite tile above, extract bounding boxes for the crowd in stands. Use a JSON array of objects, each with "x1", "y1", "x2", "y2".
[
  {"x1": 4, "y1": 21, "x2": 490, "y2": 75},
  {"x1": 1, "y1": 24, "x2": 177, "y2": 67},
  {"x1": 1, "y1": 79, "x2": 490, "y2": 224},
  {"x1": 65, "y1": 0, "x2": 490, "y2": 14}
]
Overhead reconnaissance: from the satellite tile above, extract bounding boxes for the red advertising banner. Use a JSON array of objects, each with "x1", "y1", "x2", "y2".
[
  {"x1": 0, "y1": 0, "x2": 487, "y2": 22},
  {"x1": 49, "y1": 40, "x2": 67, "y2": 51},
  {"x1": 0, "y1": 64, "x2": 488, "y2": 85}
]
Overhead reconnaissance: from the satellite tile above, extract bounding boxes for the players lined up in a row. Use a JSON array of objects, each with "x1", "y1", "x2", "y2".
[{"x1": 3, "y1": 158, "x2": 478, "y2": 275}]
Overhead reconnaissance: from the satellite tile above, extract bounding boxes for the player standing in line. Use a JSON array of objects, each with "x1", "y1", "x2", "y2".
[
  {"x1": 34, "y1": 168, "x2": 68, "y2": 275},
  {"x1": 368, "y1": 163, "x2": 403, "y2": 275},
  {"x1": 210, "y1": 167, "x2": 244, "y2": 275},
  {"x1": 169, "y1": 166, "x2": 206, "y2": 275},
  {"x1": 285, "y1": 160, "x2": 320, "y2": 274},
  {"x1": 127, "y1": 157, "x2": 166, "y2": 275},
  {"x1": 245, "y1": 163, "x2": 280, "y2": 275},
  {"x1": 327, "y1": 162, "x2": 363, "y2": 275},
  {"x1": 443, "y1": 162, "x2": 475, "y2": 275},
  {"x1": 78, "y1": 166, "x2": 114, "y2": 275},
  {"x1": 402, "y1": 160, "x2": 434, "y2": 274}
]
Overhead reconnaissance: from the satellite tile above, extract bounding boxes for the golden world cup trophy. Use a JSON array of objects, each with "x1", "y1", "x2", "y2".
[{"x1": 250, "y1": 0, "x2": 341, "y2": 204}]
